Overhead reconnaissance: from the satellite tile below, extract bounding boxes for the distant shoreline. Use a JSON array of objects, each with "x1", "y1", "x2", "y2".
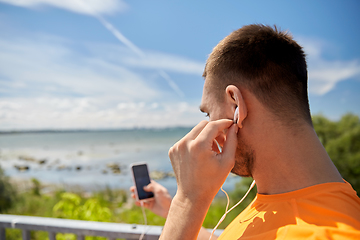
[{"x1": 0, "y1": 126, "x2": 193, "y2": 135}]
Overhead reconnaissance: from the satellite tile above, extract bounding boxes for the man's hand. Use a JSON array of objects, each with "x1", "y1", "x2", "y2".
[
  {"x1": 130, "y1": 181, "x2": 218, "y2": 240},
  {"x1": 169, "y1": 119, "x2": 238, "y2": 203},
  {"x1": 130, "y1": 180, "x2": 172, "y2": 218},
  {"x1": 161, "y1": 119, "x2": 238, "y2": 240}
]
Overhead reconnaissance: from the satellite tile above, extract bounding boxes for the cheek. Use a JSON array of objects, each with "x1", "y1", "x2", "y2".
[
  {"x1": 236, "y1": 133, "x2": 250, "y2": 153},
  {"x1": 210, "y1": 110, "x2": 233, "y2": 122},
  {"x1": 209, "y1": 110, "x2": 223, "y2": 121}
]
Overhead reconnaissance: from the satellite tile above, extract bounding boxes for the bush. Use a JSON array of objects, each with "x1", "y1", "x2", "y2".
[
  {"x1": 53, "y1": 192, "x2": 113, "y2": 240},
  {"x1": 0, "y1": 165, "x2": 17, "y2": 213},
  {"x1": 31, "y1": 178, "x2": 41, "y2": 196}
]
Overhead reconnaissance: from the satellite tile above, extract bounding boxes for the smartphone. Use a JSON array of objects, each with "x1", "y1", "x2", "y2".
[{"x1": 131, "y1": 163, "x2": 154, "y2": 201}]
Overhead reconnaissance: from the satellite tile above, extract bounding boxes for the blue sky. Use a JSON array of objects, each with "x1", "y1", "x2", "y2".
[{"x1": 0, "y1": 0, "x2": 359, "y2": 130}]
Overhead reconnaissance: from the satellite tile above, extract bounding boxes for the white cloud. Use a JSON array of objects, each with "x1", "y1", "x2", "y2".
[
  {"x1": 298, "y1": 37, "x2": 360, "y2": 95},
  {"x1": 2, "y1": 0, "x2": 205, "y2": 99},
  {"x1": 125, "y1": 51, "x2": 204, "y2": 75},
  {"x1": 0, "y1": 35, "x2": 159, "y2": 100},
  {"x1": 0, "y1": 29, "x2": 205, "y2": 130},
  {"x1": 0, "y1": 101, "x2": 21, "y2": 110},
  {"x1": 0, "y1": 0, "x2": 192, "y2": 98},
  {"x1": 87, "y1": 43, "x2": 204, "y2": 75},
  {"x1": 0, "y1": 97, "x2": 204, "y2": 130},
  {"x1": 308, "y1": 60, "x2": 360, "y2": 95},
  {"x1": 0, "y1": 0, "x2": 127, "y2": 15}
]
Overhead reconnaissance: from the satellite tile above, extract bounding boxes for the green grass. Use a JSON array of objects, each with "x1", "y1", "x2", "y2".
[{"x1": 2, "y1": 176, "x2": 257, "y2": 240}]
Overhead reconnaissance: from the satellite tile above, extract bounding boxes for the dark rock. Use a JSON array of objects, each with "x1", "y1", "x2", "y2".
[
  {"x1": 57, "y1": 165, "x2": 66, "y2": 171},
  {"x1": 14, "y1": 165, "x2": 30, "y2": 172},
  {"x1": 19, "y1": 155, "x2": 36, "y2": 162},
  {"x1": 38, "y1": 159, "x2": 47, "y2": 165},
  {"x1": 106, "y1": 163, "x2": 121, "y2": 174}
]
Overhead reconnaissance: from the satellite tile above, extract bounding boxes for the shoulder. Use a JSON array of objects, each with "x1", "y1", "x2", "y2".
[{"x1": 218, "y1": 182, "x2": 360, "y2": 240}]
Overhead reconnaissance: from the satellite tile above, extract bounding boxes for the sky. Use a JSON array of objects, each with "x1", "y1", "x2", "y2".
[{"x1": 0, "y1": 0, "x2": 359, "y2": 130}]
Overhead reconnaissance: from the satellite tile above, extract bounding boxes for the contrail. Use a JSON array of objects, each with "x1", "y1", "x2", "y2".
[
  {"x1": 77, "y1": 0, "x2": 184, "y2": 97},
  {"x1": 158, "y1": 70, "x2": 185, "y2": 98},
  {"x1": 95, "y1": 15, "x2": 144, "y2": 58}
]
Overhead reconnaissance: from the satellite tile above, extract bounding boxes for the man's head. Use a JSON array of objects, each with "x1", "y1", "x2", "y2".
[
  {"x1": 203, "y1": 24, "x2": 311, "y2": 126},
  {"x1": 200, "y1": 24, "x2": 311, "y2": 177}
]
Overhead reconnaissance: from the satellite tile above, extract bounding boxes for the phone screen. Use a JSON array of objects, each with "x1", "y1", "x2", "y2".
[{"x1": 132, "y1": 164, "x2": 154, "y2": 200}]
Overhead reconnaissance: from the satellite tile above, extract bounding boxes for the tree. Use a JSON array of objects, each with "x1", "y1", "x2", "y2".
[{"x1": 313, "y1": 113, "x2": 360, "y2": 195}]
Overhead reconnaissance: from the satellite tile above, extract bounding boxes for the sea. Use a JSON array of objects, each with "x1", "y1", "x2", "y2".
[{"x1": 0, "y1": 128, "x2": 241, "y2": 196}]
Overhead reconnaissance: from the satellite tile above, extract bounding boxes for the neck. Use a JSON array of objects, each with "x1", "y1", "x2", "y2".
[{"x1": 251, "y1": 122, "x2": 343, "y2": 195}]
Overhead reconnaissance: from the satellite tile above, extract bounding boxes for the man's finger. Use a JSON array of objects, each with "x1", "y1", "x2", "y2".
[
  {"x1": 212, "y1": 140, "x2": 221, "y2": 153},
  {"x1": 220, "y1": 123, "x2": 238, "y2": 167},
  {"x1": 215, "y1": 132, "x2": 226, "y2": 148},
  {"x1": 183, "y1": 120, "x2": 209, "y2": 140},
  {"x1": 196, "y1": 119, "x2": 234, "y2": 146}
]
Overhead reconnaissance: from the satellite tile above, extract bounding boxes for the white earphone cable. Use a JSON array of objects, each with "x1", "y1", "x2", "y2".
[
  {"x1": 209, "y1": 180, "x2": 256, "y2": 240},
  {"x1": 139, "y1": 201, "x2": 147, "y2": 240}
]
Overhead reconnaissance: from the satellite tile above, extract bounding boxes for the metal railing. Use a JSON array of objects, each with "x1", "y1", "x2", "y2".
[
  {"x1": 0, "y1": 214, "x2": 223, "y2": 240},
  {"x1": 0, "y1": 214, "x2": 162, "y2": 240}
]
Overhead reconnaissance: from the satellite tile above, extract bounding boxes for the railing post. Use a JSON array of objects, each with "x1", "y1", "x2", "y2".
[
  {"x1": 77, "y1": 235, "x2": 85, "y2": 240},
  {"x1": 48, "y1": 232, "x2": 56, "y2": 240},
  {"x1": 22, "y1": 230, "x2": 30, "y2": 240},
  {"x1": 0, "y1": 228, "x2": 5, "y2": 240}
]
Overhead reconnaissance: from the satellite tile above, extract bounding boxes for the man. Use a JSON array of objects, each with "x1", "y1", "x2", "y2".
[{"x1": 131, "y1": 24, "x2": 360, "y2": 239}]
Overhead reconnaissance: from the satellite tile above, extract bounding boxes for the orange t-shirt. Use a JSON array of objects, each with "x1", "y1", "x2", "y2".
[{"x1": 218, "y1": 181, "x2": 360, "y2": 240}]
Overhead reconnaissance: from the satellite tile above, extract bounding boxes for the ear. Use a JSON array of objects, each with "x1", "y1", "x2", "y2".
[{"x1": 225, "y1": 85, "x2": 247, "y2": 128}]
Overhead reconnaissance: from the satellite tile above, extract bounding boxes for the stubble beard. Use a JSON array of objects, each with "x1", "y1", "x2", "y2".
[{"x1": 231, "y1": 137, "x2": 255, "y2": 178}]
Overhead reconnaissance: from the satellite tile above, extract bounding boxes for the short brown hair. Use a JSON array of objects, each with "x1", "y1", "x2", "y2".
[{"x1": 203, "y1": 24, "x2": 312, "y2": 126}]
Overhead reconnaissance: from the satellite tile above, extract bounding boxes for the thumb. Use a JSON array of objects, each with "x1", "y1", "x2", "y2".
[
  {"x1": 220, "y1": 123, "x2": 238, "y2": 167},
  {"x1": 143, "y1": 182, "x2": 154, "y2": 192}
]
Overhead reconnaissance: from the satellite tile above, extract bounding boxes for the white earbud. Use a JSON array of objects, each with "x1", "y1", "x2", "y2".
[{"x1": 233, "y1": 107, "x2": 239, "y2": 124}]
